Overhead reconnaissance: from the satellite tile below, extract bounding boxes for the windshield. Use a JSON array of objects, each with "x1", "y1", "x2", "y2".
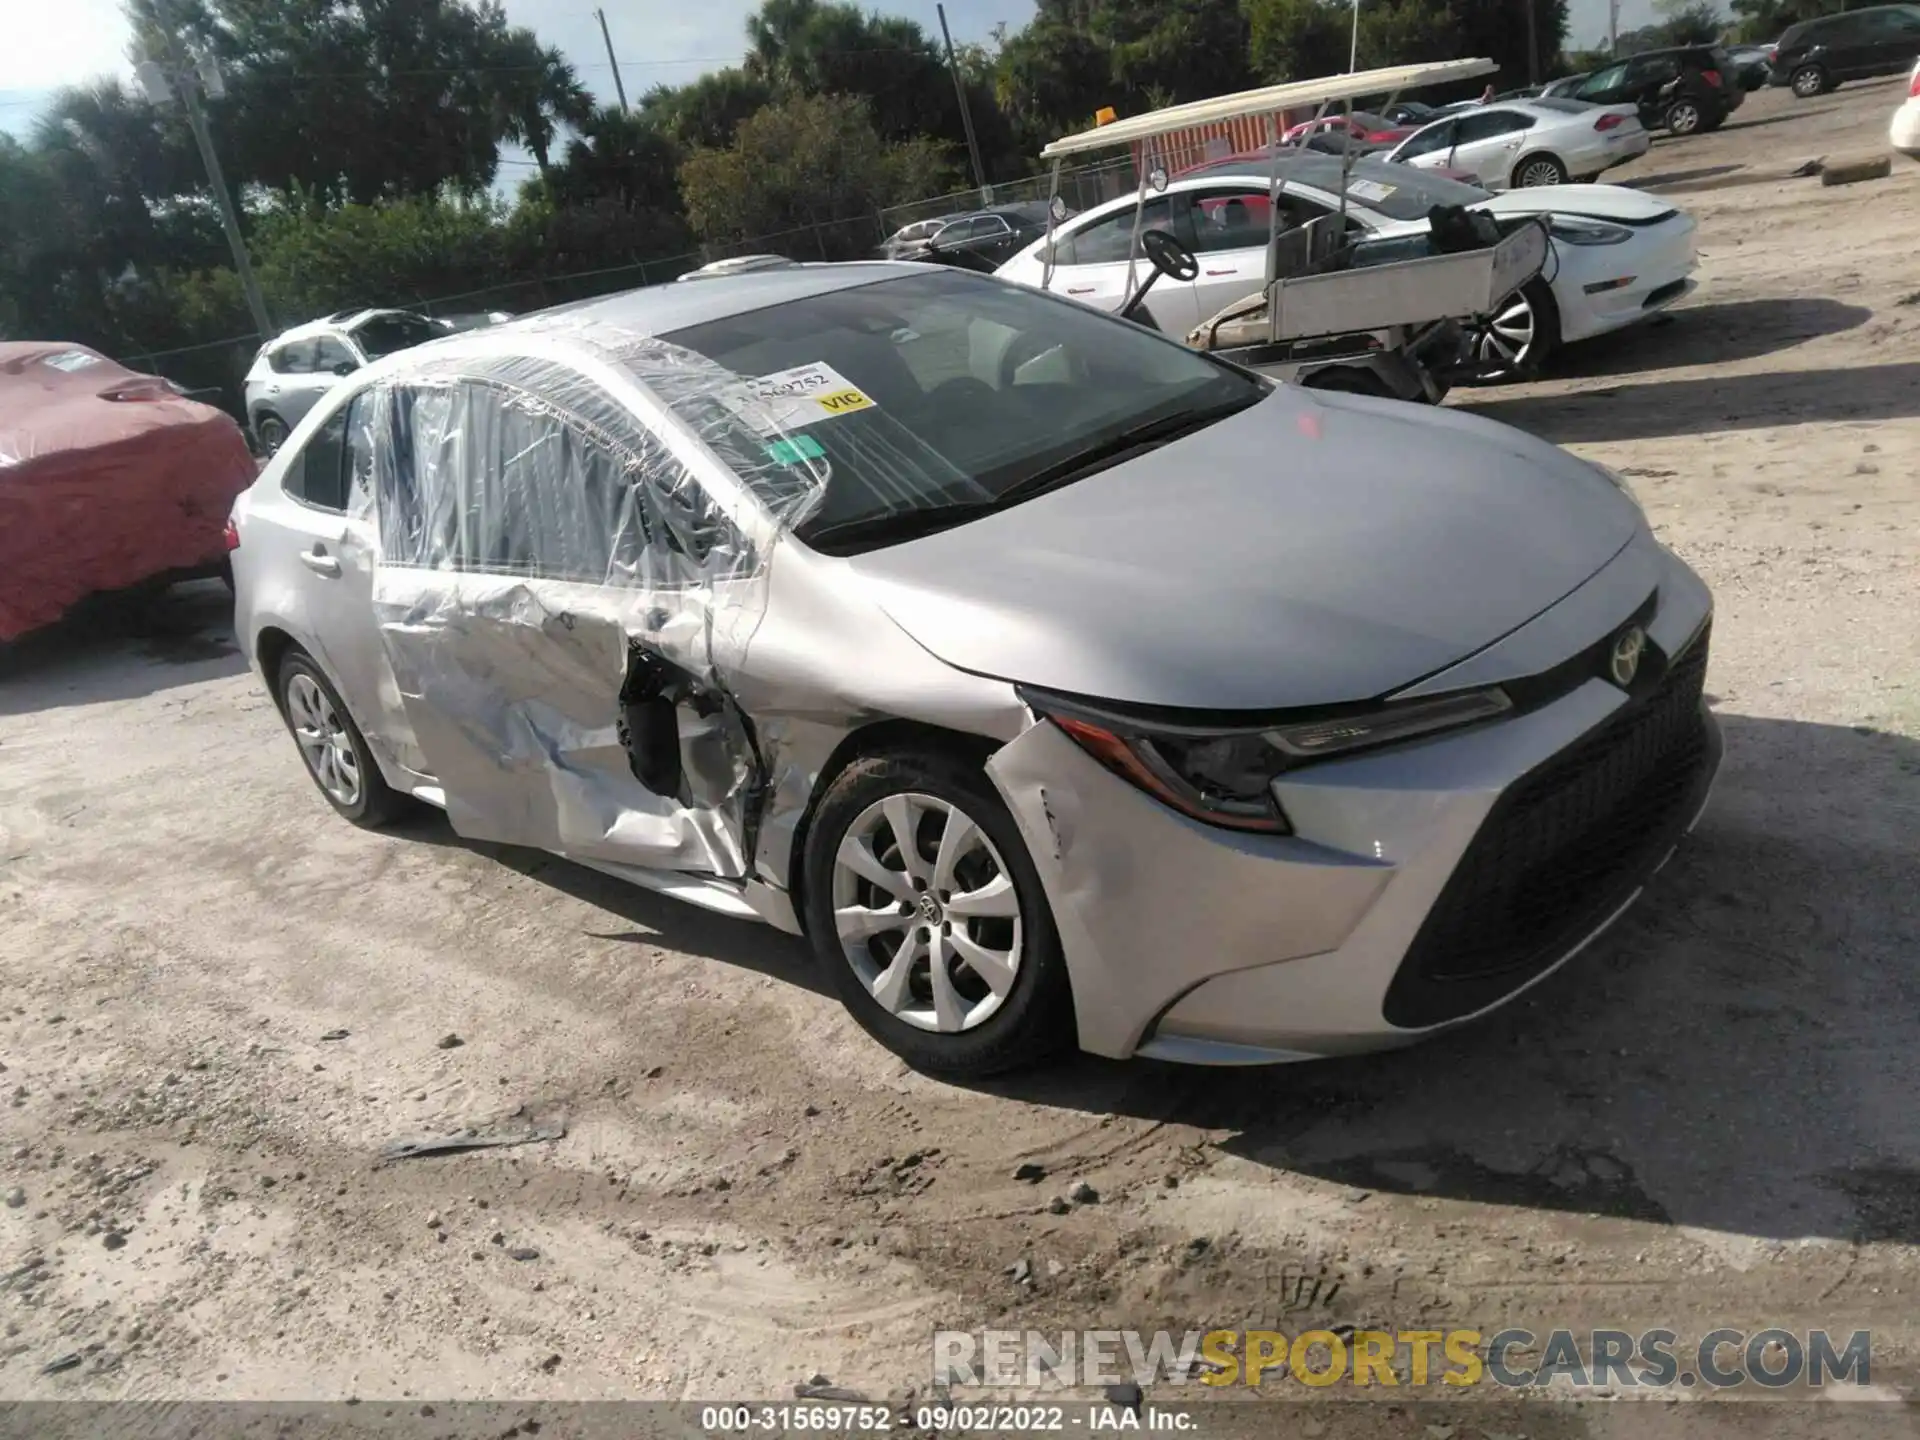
[
  {"x1": 661, "y1": 270, "x2": 1266, "y2": 554},
  {"x1": 351, "y1": 313, "x2": 444, "y2": 359}
]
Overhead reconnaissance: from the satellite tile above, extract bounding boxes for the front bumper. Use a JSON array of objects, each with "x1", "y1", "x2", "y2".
[
  {"x1": 1555, "y1": 214, "x2": 1700, "y2": 344},
  {"x1": 986, "y1": 529, "x2": 1718, "y2": 1064},
  {"x1": 1892, "y1": 99, "x2": 1920, "y2": 156}
]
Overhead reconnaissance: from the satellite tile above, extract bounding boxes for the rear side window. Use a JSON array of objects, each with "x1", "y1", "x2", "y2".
[
  {"x1": 1454, "y1": 109, "x2": 1535, "y2": 143},
  {"x1": 269, "y1": 341, "x2": 312, "y2": 375},
  {"x1": 1394, "y1": 121, "x2": 1456, "y2": 160},
  {"x1": 284, "y1": 404, "x2": 350, "y2": 512}
]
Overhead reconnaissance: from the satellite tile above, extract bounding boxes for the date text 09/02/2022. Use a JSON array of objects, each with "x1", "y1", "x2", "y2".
[{"x1": 699, "y1": 1403, "x2": 1192, "y2": 1433}]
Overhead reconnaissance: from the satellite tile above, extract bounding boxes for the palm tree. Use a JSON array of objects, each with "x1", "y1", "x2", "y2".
[{"x1": 493, "y1": 40, "x2": 593, "y2": 187}]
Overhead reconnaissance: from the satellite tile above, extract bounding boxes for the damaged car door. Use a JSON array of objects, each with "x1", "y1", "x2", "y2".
[{"x1": 364, "y1": 358, "x2": 767, "y2": 878}]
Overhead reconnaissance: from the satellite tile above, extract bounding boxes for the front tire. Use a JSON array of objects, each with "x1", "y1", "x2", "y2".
[
  {"x1": 1512, "y1": 153, "x2": 1567, "y2": 188},
  {"x1": 802, "y1": 749, "x2": 1073, "y2": 1078},
  {"x1": 1469, "y1": 278, "x2": 1560, "y2": 382},
  {"x1": 276, "y1": 649, "x2": 409, "y2": 827},
  {"x1": 1789, "y1": 64, "x2": 1828, "y2": 98}
]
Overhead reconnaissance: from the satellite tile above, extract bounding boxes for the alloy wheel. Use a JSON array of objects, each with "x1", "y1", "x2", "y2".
[
  {"x1": 1791, "y1": 66, "x2": 1824, "y2": 97},
  {"x1": 257, "y1": 417, "x2": 289, "y2": 455},
  {"x1": 831, "y1": 791, "x2": 1023, "y2": 1035},
  {"x1": 1474, "y1": 290, "x2": 1536, "y2": 374},
  {"x1": 1667, "y1": 101, "x2": 1702, "y2": 134},
  {"x1": 1516, "y1": 159, "x2": 1564, "y2": 188},
  {"x1": 285, "y1": 672, "x2": 362, "y2": 809}
]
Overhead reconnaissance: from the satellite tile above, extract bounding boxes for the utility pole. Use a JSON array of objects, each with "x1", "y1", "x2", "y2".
[
  {"x1": 1525, "y1": 0, "x2": 1541, "y2": 85},
  {"x1": 1609, "y1": 0, "x2": 1621, "y2": 55},
  {"x1": 133, "y1": 25, "x2": 273, "y2": 341},
  {"x1": 1350, "y1": 0, "x2": 1361, "y2": 72},
  {"x1": 179, "y1": 83, "x2": 272, "y2": 342},
  {"x1": 596, "y1": 9, "x2": 629, "y2": 112},
  {"x1": 936, "y1": 3, "x2": 988, "y2": 199}
]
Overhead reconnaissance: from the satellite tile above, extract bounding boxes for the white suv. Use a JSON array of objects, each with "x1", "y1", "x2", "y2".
[{"x1": 243, "y1": 309, "x2": 442, "y2": 453}]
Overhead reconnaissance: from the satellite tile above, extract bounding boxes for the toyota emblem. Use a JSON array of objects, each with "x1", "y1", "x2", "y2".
[{"x1": 1609, "y1": 625, "x2": 1647, "y2": 688}]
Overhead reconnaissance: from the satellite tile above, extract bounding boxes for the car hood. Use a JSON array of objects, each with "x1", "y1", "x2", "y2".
[
  {"x1": 847, "y1": 388, "x2": 1640, "y2": 711},
  {"x1": 1474, "y1": 183, "x2": 1679, "y2": 223}
]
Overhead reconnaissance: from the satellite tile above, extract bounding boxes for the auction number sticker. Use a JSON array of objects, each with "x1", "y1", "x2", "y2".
[
  {"x1": 1346, "y1": 178, "x2": 1396, "y2": 204},
  {"x1": 725, "y1": 361, "x2": 875, "y2": 435}
]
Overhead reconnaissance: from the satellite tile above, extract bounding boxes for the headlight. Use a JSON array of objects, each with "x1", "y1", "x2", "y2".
[
  {"x1": 1038, "y1": 687, "x2": 1513, "y2": 835},
  {"x1": 1548, "y1": 216, "x2": 1633, "y2": 245}
]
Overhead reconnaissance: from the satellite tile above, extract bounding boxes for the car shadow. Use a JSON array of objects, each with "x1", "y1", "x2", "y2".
[
  {"x1": 1620, "y1": 162, "x2": 1747, "y2": 190},
  {"x1": 1714, "y1": 104, "x2": 1847, "y2": 133},
  {"x1": 965, "y1": 713, "x2": 1920, "y2": 1247},
  {"x1": 1551, "y1": 296, "x2": 1873, "y2": 379},
  {"x1": 0, "y1": 579, "x2": 246, "y2": 717},
  {"x1": 1453, "y1": 358, "x2": 1920, "y2": 443},
  {"x1": 383, "y1": 805, "x2": 828, "y2": 998}
]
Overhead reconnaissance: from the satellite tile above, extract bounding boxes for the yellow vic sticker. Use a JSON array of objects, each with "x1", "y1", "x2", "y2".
[{"x1": 817, "y1": 387, "x2": 873, "y2": 415}]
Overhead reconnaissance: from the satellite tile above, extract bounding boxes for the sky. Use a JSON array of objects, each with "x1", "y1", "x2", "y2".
[{"x1": 0, "y1": 0, "x2": 1665, "y2": 144}]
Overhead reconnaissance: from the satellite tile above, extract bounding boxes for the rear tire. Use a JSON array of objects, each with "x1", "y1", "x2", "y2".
[
  {"x1": 1789, "y1": 64, "x2": 1828, "y2": 97},
  {"x1": 802, "y1": 748, "x2": 1074, "y2": 1078},
  {"x1": 276, "y1": 649, "x2": 410, "y2": 827},
  {"x1": 1512, "y1": 153, "x2": 1568, "y2": 188},
  {"x1": 255, "y1": 413, "x2": 290, "y2": 455},
  {"x1": 1664, "y1": 99, "x2": 1705, "y2": 135}
]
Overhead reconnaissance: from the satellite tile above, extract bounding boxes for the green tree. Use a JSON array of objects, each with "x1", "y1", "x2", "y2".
[
  {"x1": 487, "y1": 34, "x2": 595, "y2": 187},
  {"x1": 679, "y1": 92, "x2": 955, "y2": 260},
  {"x1": 126, "y1": 0, "x2": 571, "y2": 204},
  {"x1": 1246, "y1": 0, "x2": 1569, "y2": 94},
  {"x1": 641, "y1": 70, "x2": 775, "y2": 151}
]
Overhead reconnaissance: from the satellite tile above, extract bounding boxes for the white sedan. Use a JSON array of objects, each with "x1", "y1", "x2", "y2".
[
  {"x1": 993, "y1": 155, "x2": 1697, "y2": 379},
  {"x1": 1893, "y1": 59, "x2": 1920, "y2": 156},
  {"x1": 1386, "y1": 97, "x2": 1650, "y2": 191}
]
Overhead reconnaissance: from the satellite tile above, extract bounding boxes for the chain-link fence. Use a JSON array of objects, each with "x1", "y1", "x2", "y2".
[
  {"x1": 876, "y1": 156, "x2": 1149, "y2": 236},
  {"x1": 113, "y1": 213, "x2": 906, "y2": 422}
]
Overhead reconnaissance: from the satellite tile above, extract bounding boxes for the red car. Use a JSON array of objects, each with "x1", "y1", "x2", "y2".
[
  {"x1": 0, "y1": 343, "x2": 256, "y2": 643},
  {"x1": 1281, "y1": 110, "x2": 1419, "y2": 145}
]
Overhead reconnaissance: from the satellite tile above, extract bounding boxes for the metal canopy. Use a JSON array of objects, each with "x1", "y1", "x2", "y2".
[{"x1": 1038, "y1": 58, "x2": 1498, "y2": 159}]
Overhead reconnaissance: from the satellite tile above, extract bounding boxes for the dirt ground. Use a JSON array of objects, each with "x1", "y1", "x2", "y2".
[{"x1": 1, "y1": 76, "x2": 1918, "y2": 1430}]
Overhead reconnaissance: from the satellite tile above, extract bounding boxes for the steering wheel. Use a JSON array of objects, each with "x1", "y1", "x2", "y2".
[{"x1": 1142, "y1": 229, "x2": 1200, "y2": 282}]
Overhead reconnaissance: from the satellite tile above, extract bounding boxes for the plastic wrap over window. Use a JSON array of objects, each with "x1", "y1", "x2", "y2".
[{"x1": 357, "y1": 331, "x2": 833, "y2": 881}]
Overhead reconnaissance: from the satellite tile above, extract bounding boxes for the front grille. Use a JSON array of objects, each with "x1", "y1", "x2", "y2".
[{"x1": 1381, "y1": 628, "x2": 1717, "y2": 1030}]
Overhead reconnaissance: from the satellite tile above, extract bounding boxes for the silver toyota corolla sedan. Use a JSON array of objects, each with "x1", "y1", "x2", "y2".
[{"x1": 229, "y1": 262, "x2": 1720, "y2": 1077}]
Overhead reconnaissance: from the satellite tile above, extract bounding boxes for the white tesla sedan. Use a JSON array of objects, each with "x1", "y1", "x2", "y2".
[{"x1": 994, "y1": 155, "x2": 1698, "y2": 379}]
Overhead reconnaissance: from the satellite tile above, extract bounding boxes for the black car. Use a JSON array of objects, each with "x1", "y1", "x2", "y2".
[
  {"x1": 916, "y1": 205, "x2": 1058, "y2": 273},
  {"x1": 1769, "y1": 4, "x2": 1920, "y2": 95},
  {"x1": 1563, "y1": 44, "x2": 1745, "y2": 135}
]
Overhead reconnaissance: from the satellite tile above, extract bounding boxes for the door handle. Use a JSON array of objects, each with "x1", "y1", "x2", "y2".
[
  {"x1": 1204, "y1": 268, "x2": 1239, "y2": 276},
  {"x1": 300, "y1": 546, "x2": 341, "y2": 578},
  {"x1": 1066, "y1": 286, "x2": 1095, "y2": 294}
]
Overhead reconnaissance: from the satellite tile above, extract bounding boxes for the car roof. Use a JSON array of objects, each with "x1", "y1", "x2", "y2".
[
  {"x1": 473, "y1": 262, "x2": 929, "y2": 347},
  {"x1": 268, "y1": 309, "x2": 424, "y2": 346},
  {"x1": 1479, "y1": 97, "x2": 1590, "y2": 118}
]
